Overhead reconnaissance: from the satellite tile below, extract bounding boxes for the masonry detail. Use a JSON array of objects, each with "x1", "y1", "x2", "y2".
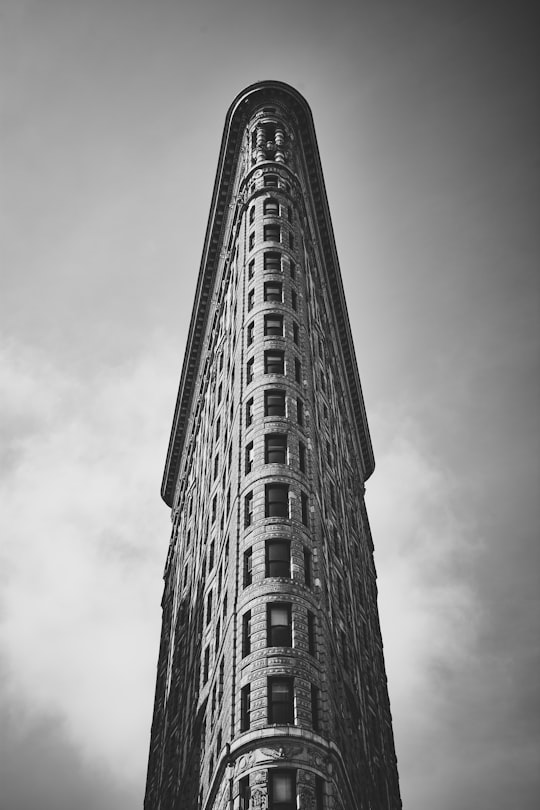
[{"x1": 144, "y1": 81, "x2": 401, "y2": 810}]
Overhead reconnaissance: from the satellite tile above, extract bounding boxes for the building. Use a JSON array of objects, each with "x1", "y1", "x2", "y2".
[{"x1": 144, "y1": 81, "x2": 401, "y2": 810}]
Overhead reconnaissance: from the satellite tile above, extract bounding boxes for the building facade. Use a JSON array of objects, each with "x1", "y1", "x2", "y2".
[{"x1": 144, "y1": 81, "x2": 401, "y2": 810}]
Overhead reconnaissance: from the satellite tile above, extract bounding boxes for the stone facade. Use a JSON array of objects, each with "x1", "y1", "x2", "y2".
[{"x1": 144, "y1": 81, "x2": 401, "y2": 810}]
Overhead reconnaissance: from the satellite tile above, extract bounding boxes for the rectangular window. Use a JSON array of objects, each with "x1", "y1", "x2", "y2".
[
  {"x1": 264, "y1": 174, "x2": 278, "y2": 187},
  {"x1": 248, "y1": 259, "x2": 255, "y2": 279},
  {"x1": 247, "y1": 321, "x2": 254, "y2": 345},
  {"x1": 239, "y1": 776, "x2": 251, "y2": 810},
  {"x1": 245, "y1": 441, "x2": 254, "y2": 474},
  {"x1": 265, "y1": 483, "x2": 289, "y2": 518},
  {"x1": 296, "y1": 398, "x2": 304, "y2": 426},
  {"x1": 304, "y1": 547, "x2": 312, "y2": 587},
  {"x1": 269, "y1": 770, "x2": 296, "y2": 810},
  {"x1": 287, "y1": 206, "x2": 293, "y2": 223},
  {"x1": 240, "y1": 684, "x2": 251, "y2": 731},
  {"x1": 293, "y1": 321, "x2": 299, "y2": 345},
  {"x1": 243, "y1": 547, "x2": 253, "y2": 587},
  {"x1": 291, "y1": 289, "x2": 297, "y2": 310},
  {"x1": 307, "y1": 611, "x2": 316, "y2": 655},
  {"x1": 267, "y1": 603, "x2": 292, "y2": 647},
  {"x1": 299, "y1": 441, "x2": 306, "y2": 473},
  {"x1": 264, "y1": 350, "x2": 285, "y2": 375},
  {"x1": 265, "y1": 389, "x2": 286, "y2": 416},
  {"x1": 289, "y1": 232, "x2": 295, "y2": 250},
  {"x1": 246, "y1": 357, "x2": 254, "y2": 384},
  {"x1": 264, "y1": 314, "x2": 284, "y2": 336},
  {"x1": 264, "y1": 281, "x2": 283, "y2": 302},
  {"x1": 265, "y1": 433, "x2": 287, "y2": 464},
  {"x1": 264, "y1": 252, "x2": 281, "y2": 272},
  {"x1": 264, "y1": 224, "x2": 280, "y2": 242},
  {"x1": 264, "y1": 198, "x2": 279, "y2": 215},
  {"x1": 315, "y1": 777, "x2": 324, "y2": 810},
  {"x1": 246, "y1": 397, "x2": 254, "y2": 427},
  {"x1": 301, "y1": 492, "x2": 309, "y2": 525},
  {"x1": 311, "y1": 684, "x2": 320, "y2": 731},
  {"x1": 248, "y1": 288, "x2": 255, "y2": 311},
  {"x1": 268, "y1": 678, "x2": 294, "y2": 724},
  {"x1": 242, "y1": 611, "x2": 251, "y2": 657},
  {"x1": 249, "y1": 232, "x2": 255, "y2": 251},
  {"x1": 294, "y1": 358, "x2": 301, "y2": 383},
  {"x1": 249, "y1": 206, "x2": 255, "y2": 224},
  {"x1": 266, "y1": 539, "x2": 291, "y2": 578},
  {"x1": 289, "y1": 260, "x2": 296, "y2": 279},
  {"x1": 244, "y1": 491, "x2": 253, "y2": 527}
]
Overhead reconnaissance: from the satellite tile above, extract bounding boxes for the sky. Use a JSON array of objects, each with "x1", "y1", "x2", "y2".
[{"x1": 0, "y1": 0, "x2": 538, "y2": 808}]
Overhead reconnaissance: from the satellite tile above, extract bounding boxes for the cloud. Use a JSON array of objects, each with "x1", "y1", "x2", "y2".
[{"x1": 0, "y1": 337, "x2": 177, "y2": 801}]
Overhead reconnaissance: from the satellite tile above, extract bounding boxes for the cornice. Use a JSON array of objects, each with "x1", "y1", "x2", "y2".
[{"x1": 161, "y1": 80, "x2": 375, "y2": 507}]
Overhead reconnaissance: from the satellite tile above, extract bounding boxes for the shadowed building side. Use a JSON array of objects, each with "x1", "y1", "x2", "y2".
[{"x1": 144, "y1": 80, "x2": 401, "y2": 810}]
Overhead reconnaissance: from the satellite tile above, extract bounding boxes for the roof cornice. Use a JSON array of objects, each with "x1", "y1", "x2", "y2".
[{"x1": 161, "y1": 81, "x2": 375, "y2": 506}]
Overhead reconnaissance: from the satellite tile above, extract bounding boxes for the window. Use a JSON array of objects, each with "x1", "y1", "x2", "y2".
[
  {"x1": 264, "y1": 281, "x2": 283, "y2": 301},
  {"x1": 265, "y1": 433, "x2": 287, "y2": 464},
  {"x1": 248, "y1": 288, "x2": 255, "y2": 311},
  {"x1": 311, "y1": 684, "x2": 320, "y2": 731},
  {"x1": 291, "y1": 289, "x2": 297, "y2": 310},
  {"x1": 249, "y1": 232, "x2": 255, "y2": 251},
  {"x1": 266, "y1": 539, "x2": 291, "y2": 578},
  {"x1": 268, "y1": 678, "x2": 294, "y2": 724},
  {"x1": 265, "y1": 484, "x2": 289, "y2": 518},
  {"x1": 239, "y1": 777, "x2": 251, "y2": 810},
  {"x1": 296, "y1": 397, "x2": 304, "y2": 426},
  {"x1": 301, "y1": 492, "x2": 309, "y2": 525},
  {"x1": 304, "y1": 547, "x2": 312, "y2": 587},
  {"x1": 264, "y1": 314, "x2": 283, "y2": 336},
  {"x1": 249, "y1": 206, "x2": 255, "y2": 224},
  {"x1": 264, "y1": 252, "x2": 281, "y2": 272},
  {"x1": 287, "y1": 206, "x2": 293, "y2": 223},
  {"x1": 290, "y1": 260, "x2": 296, "y2": 279},
  {"x1": 264, "y1": 224, "x2": 280, "y2": 242},
  {"x1": 264, "y1": 350, "x2": 284, "y2": 375},
  {"x1": 315, "y1": 777, "x2": 324, "y2": 810},
  {"x1": 264, "y1": 198, "x2": 279, "y2": 215},
  {"x1": 242, "y1": 611, "x2": 251, "y2": 657},
  {"x1": 243, "y1": 547, "x2": 253, "y2": 587},
  {"x1": 265, "y1": 389, "x2": 285, "y2": 416},
  {"x1": 245, "y1": 441, "x2": 254, "y2": 474},
  {"x1": 264, "y1": 174, "x2": 278, "y2": 187},
  {"x1": 244, "y1": 491, "x2": 253, "y2": 527},
  {"x1": 293, "y1": 321, "x2": 299, "y2": 344},
  {"x1": 246, "y1": 357, "x2": 254, "y2": 384},
  {"x1": 299, "y1": 441, "x2": 306, "y2": 473},
  {"x1": 294, "y1": 358, "x2": 301, "y2": 383},
  {"x1": 307, "y1": 611, "x2": 316, "y2": 655},
  {"x1": 267, "y1": 603, "x2": 292, "y2": 647},
  {"x1": 248, "y1": 259, "x2": 255, "y2": 280},
  {"x1": 289, "y1": 232, "x2": 295, "y2": 250},
  {"x1": 247, "y1": 321, "x2": 254, "y2": 345},
  {"x1": 240, "y1": 684, "x2": 251, "y2": 731},
  {"x1": 246, "y1": 397, "x2": 253, "y2": 427},
  {"x1": 269, "y1": 770, "x2": 296, "y2": 810}
]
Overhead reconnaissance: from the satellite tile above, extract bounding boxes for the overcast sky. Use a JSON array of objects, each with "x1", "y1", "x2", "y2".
[{"x1": 1, "y1": 1, "x2": 538, "y2": 808}]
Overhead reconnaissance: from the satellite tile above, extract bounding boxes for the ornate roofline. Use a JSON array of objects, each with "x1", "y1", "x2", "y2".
[{"x1": 161, "y1": 81, "x2": 375, "y2": 506}]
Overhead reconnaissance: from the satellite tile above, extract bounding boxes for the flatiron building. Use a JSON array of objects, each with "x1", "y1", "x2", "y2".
[{"x1": 144, "y1": 81, "x2": 401, "y2": 810}]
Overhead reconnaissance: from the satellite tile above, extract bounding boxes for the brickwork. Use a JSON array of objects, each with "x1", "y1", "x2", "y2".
[{"x1": 144, "y1": 82, "x2": 401, "y2": 810}]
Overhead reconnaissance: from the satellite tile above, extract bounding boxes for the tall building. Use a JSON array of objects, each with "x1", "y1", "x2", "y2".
[{"x1": 144, "y1": 81, "x2": 401, "y2": 810}]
